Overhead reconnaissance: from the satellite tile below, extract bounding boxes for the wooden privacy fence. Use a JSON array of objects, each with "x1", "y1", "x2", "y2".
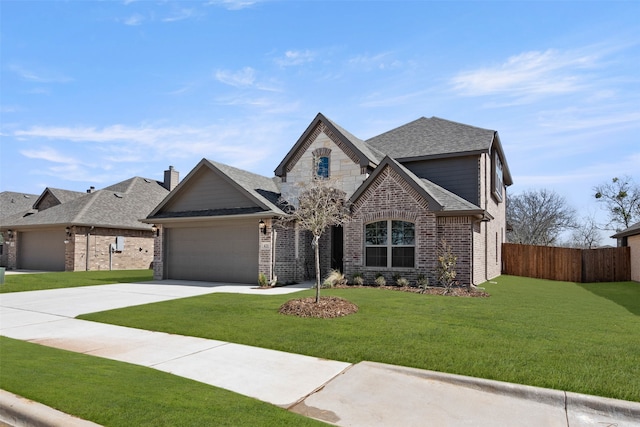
[{"x1": 502, "y1": 243, "x2": 631, "y2": 283}]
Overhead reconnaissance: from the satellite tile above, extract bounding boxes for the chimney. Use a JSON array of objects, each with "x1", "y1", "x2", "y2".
[
  {"x1": 87, "y1": 186, "x2": 95, "y2": 193},
  {"x1": 163, "y1": 166, "x2": 179, "y2": 191}
]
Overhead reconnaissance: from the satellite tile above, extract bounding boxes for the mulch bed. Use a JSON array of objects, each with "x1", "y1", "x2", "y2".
[
  {"x1": 279, "y1": 296, "x2": 359, "y2": 318},
  {"x1": 278, "y1": 285, "x2": 489, "y2": 318}
]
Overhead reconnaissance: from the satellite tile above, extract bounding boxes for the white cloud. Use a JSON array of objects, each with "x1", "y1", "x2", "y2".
[
  {"x1": 205, "y1": 0, "x2": 259, "y2": 10},
  {"x1": 8, "y1": 64, "x2": 72, "y2": 83},
  {"x1": 162, "y1": 8, "x2": 195, "y2": 22},
  {"x1": 348, "y1": 52, "x2": 402, "y2": 71},
  {"x1": 20, "y1": 146, "x2": 77, "y2": 164},
  {"x1": 275, "y1": 50, "x2": 316, "y2": 67},
  {"x1": 450, "y1": 48, "x2": 598, "y2": 98},
  {"x1": 122, "y1": 14, "x2": 144, "y2": 26},
  {"x1": 11, "y1": 118, "x2": 295, "y2": 176},
  {"x1": 215, "y1": 67, "x2": 256, "y2": 87}
]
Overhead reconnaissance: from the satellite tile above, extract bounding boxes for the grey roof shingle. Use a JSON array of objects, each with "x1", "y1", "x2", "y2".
[
  {"x1": 323, "y1": 116, "x2": 386, "y2": 163},
  {"x1": 365, "y1": 116, "x2": 497, "y2": 160},
  {"x1": 611, "y1": 221, "x2": 640, "y2": 239},
  {"x1": 2, "y1": 177, "x2": 169, "y2": 230},
  {"x1": 0, "y1": 192, "x2": 39, "y2": 220}
]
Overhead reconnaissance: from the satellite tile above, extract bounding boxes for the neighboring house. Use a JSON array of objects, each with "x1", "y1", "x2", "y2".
[
  {"x1": 0, "y1": 191, "x2": 39, "y2": 267},
  {"x1": 612, "y1": 222, "x2": 640, "y2": 282},
  {"x1": 146, "y1": 113, "x2": 512, "y2": 286},
  {"x1": 0, "y1": 167, "x2": 179, "y2": 272}
]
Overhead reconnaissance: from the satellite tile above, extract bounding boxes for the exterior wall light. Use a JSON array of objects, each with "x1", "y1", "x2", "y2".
[
  {"x1": 7, "y1": 230, "x2": 13, "y2": 239},
  {"x1": 151, "y1": 225, "x2": 159, "y2": 237},
  {"x1": 259, "y1": 220, "x2": 267, "y2": 235}
]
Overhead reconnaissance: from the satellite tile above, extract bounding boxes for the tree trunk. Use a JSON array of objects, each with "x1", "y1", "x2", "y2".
[{"x1": 314, "y1": 234, "x2": 320, "y2": 303}]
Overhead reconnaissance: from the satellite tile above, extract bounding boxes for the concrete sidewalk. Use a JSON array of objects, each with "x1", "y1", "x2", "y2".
[{"x1": 1, "y1": 281, "x2": 639, "y2": 426}]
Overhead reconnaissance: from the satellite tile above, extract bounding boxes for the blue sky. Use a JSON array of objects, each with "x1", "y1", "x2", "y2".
[{"x1": 1, "y1": 0, "x2": 639, "y2": 241}]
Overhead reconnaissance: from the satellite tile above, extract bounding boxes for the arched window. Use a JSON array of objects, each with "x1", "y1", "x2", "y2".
[
  {"x1": 316, "y1": 156, "x2": 329, "y2": 179},
  {"x1": 365, "y1": 220, "x2": 415, "y2": 267}
]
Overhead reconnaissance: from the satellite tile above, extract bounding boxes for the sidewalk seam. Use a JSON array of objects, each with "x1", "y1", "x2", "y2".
[{"x1": 285, "y1": 363, "x2": 354, "y2": 410}]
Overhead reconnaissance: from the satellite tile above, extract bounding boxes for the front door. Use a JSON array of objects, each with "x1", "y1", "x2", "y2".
[{"x1": 331, "y1": 226, "x2": 344, "y2": 271}]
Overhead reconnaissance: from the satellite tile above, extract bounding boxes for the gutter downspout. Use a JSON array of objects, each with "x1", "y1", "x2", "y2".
[{"x1": 86, "y1": 226, "x2": 94, "y2": 271}]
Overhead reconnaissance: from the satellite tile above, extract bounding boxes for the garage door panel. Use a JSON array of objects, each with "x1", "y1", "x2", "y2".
[
  {"x1": 18, "y1": 230, "x2": 66, "y2": 271},
  {"x1": 166, "y1": 220, "x2": 259, "y2": 283}
]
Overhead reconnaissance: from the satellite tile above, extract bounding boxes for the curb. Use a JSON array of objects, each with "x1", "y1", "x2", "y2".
[
  {"x1": 0, "y1": 390, "x2": 101, "y2": 427},
  {"x1": 363, "y1": 361, "x2": 640, "y2": 423},
  {"x1": 566, "y1": 391, "x2": 640, "y2": 421}
]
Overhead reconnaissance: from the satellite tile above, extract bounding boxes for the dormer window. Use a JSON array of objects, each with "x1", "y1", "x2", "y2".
[{"x1": 313, "y1": 148, "x2": 331, "y2": 180}]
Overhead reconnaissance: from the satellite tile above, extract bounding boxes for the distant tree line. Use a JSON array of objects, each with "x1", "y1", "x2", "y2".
[{"x1": 507, "y1": 176, "x2": 640, "y2": 248}]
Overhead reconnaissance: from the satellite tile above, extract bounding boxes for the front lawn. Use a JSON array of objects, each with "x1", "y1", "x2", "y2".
[
  {"x1": 0, "y1": 269, "x2": 153, "y2": 293},
  {"x1": 80, "y1": 275, "x2": 640, "y2": 402},
  {"x1": 0, "y1": 337, "x2": 327, "y2": 427}
]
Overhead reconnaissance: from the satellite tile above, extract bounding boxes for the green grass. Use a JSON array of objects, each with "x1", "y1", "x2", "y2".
[
  {"x1": 0, "y1": 337, "x2": 327, "y2": 427},
  {"x1": 80, "y1": 275, "x2": 640, "y2": 402},
  {"x1": 0, "y1": 269, "x2": 153, "y2": 293}
]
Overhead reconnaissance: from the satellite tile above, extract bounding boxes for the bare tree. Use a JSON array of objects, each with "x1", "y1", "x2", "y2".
[
  {"x1": 507, "y1": 188, "x2": 577, "y2": 246},
  {"x1": 279, "y1": 181, "x2": 350, "y2": 303},
  {"x1": 594, "y1": 176, "x2": 640, "y2": 231},
  {"x1": 570, "y1": 214, "x2": 603, "y2": 249}
]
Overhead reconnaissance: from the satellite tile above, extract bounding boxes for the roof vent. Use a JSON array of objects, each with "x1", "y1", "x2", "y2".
[
  {"x1": 114, "y1": 192, "x2": 123, "y2": 198},
  {"x1": 87, "y1": 186, "x2": 96, "y2": 193}
]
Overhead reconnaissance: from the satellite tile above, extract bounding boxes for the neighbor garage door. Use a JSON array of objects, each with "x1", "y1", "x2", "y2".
[
  {"x1": 165, "y1": 218, "x2": 259, "y2": 283},
  {"x1": 18, "y1": 229, "x2": 66, "y2": 271}
]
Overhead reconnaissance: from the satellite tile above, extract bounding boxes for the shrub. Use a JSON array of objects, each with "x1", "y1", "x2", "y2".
[
  {"x1": 396, "y1": 277, "x2": 409, "y2": 287},
  {"x1": 258, "y1": 273, "x2": 269, "y2": 287},
  {"x1": 436, "y1": 239, "x2": 458, "y2": 294},
  {"x1": 415, "y1": 273, "x2": 429, "y2": 291},
  {"x1": 351, "y1": 272, "x2": 364, "y2": 286},
  {"x1": 323, "y1": 269, "x2": 346, "y2": 288},
  {"x1": 374, "y1": 273, "x2": 386, "y2": 287}
]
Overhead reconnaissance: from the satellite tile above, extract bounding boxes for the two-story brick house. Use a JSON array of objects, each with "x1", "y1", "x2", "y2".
[{"x1": 146, "y1": 113, "x2": 512, "y2": 286}]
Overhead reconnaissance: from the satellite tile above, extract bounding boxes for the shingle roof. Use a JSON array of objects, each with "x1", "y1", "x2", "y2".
[
  {"x1": 0, "y1": 192, "x2": 39, "y2": 220},
  {"x1": 611, "y1": 221, "x2": 640, "y2": 239},
  {"x1": 323, "y1": 116, "x2": 386, "y2": 163},
  {"x1": 207, "y1": 160, "x2": 284, "y2": 213},
  {"x1": 2, "y1": 177, "x2": 169, "y2": 230},
  {"x1": 365, "y1": 116, "x2": 497, "y2": 160},
  {"x1": 147, "y1": 159, "x2": 285, "y2": 221}
]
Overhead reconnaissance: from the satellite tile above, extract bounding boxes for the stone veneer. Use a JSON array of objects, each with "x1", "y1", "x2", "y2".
[{"x1": 280, "y1": 126, "x2": 369, "y2": 202}]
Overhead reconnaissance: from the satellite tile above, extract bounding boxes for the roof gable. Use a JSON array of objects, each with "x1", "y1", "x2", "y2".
[
  {"x1": 275, "y1": 113, "x2": 380, "y2": 177},
  {"x1": 349, "y1": 156, "x2": 484, "y2": 216},
  {"x1": 148, "y1": 159, "x2": 284, "y2": 220},
  {"x1": 33, "y1": 187, "x2": 85, "y2": 211}
]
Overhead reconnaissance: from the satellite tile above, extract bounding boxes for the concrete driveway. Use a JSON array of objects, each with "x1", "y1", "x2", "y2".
[{"x1": 1, "y1": 280, "x2": 639, "y2": 426}]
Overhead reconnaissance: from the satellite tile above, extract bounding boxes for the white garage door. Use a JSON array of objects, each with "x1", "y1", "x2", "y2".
[
  {"x1": 165, "y1": 219, "x2": 259, "y2": 283},
  {"x1": 18, "y1": 229, "x2": 66, "y2": 271}
]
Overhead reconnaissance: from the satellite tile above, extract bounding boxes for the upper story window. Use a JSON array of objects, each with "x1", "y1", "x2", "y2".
[
  {"x1": 316, "y1": 156, "x2": 329, "y2": 179},
  {"x1": 365, "y1": 220, "x2": 415, "y2": 268},
  {"x1": 313, "y1": 148, "x2": 331, "y2": 180},
  {"x1": 493, "y1": 151, "x2": 504, "y2": 202}
]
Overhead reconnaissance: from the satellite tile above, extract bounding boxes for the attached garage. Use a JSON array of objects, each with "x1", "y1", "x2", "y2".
[
  {"x1": 165, "y1": 218, "x2": 259, "y2": 283},
  {"x1": 18, "y1": 229, "x2": 66, "y2": 271}
]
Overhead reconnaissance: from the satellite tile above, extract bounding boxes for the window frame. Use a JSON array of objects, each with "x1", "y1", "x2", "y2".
[
  {"x1": 364, "y1": 219, "x2": 415, "y2": 268},
  {"x1": 315, "y1": 155, "x2": 330, "y2": 179},
  {"x1": 492, "y1": 151, "x2": 504, "y2": 202}
]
